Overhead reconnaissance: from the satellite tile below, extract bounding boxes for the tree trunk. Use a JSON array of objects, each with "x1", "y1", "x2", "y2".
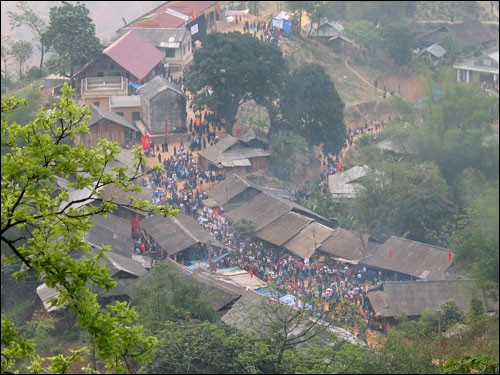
[{"x1": 39, "y1": 40, "x2": 45, "y2": 78}]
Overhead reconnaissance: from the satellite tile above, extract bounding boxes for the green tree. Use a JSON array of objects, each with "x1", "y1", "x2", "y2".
[
  {"x1": 8, "y1": 1, "x2": 49, "y2": 77},
  {"x1": 442, "y1": 355, "x2": 499, "y2": 374},
  {"x1": 409, "y1": 77, "x2": 499, "y2": 183},
  {"x1": 280, "y1": 63, "x2": 346, "y2": 157},
  {"x1": 129, "y1": 261, "x2": 218, "y2": 330},
  {"x1": 381, "y1": 23, "x2": 416, "y2": 66},
  {"x1": 10, "y1": 40, "x2": 33, "y2": 79},
  {"x1": 232, "y1": 218, "x2": 257, "y2": 240},
  {"x1": 143, "y1": 320, "x2": 271, "y2": 374},
  {"x1": 185, "y1": 32, "x2": 287, "y2": 135},
  {"x1": 7, "y1": 84, "x2": 43, "y2": 126},
  {"x1": 269, "y1": 130, "x2": 307, "y2": 181},
  {"x1": 350, "y1": 160, "x2": 456, "y2": 243},
  {"x1": 1, "y1": 35, "x2": 13, "y2": 79},
  {"x1": 45, "y1": 2, "x2": 102, "y2": 76},
  {"x1": 1, "y1": 84, "x2": 176, "y2": 373}
]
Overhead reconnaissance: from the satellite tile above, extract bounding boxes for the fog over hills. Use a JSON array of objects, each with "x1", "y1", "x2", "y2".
[{"x1": 1, "y1": 1, "x2": 163, "y2": 69}]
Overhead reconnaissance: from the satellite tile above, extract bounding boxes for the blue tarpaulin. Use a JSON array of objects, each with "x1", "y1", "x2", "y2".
[
  {"x1": 272, "y1": 18, "x2": 292, "y2": 34},
  {"x1": 129, "y1": 80, "x2": 142, "y2": 90}
]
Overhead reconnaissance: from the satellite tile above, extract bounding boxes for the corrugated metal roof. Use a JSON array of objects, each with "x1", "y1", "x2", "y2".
[
  {"x1": 103, "y1": 30, "x2": 164, "y2": 82},
  {"x1": 88, "y1": 104, "x2": 138, "y2": 131},
  {"x1": 225, "y1": 192, "x2": 292, "y2": 231},
  {"x1": 328, "y1": 165, "x2": 368, "y2": 194},
  {"x1": 137, "y1": 75, "x2": 184, "y2": 101},
  {"x1": 425, "y1": 43, "x2": 447, "y2": 58},
  {"x1": 86, "y1": 214, "x2": 134, "y2": 258},
  {"x1": 319, "y1": 228, "x2": 369, "y2": 260},
  {"x1": 367, "y1": 280, "x2": 497, "y2": 318},
  {"x1": 361, "y1": 236, "x2": 452, "y2": 280},
  {"x1": 104, "y1": 251, "x2": 148, "y2": 278},
  {"x1": 257, "y1": 212, "x2": 313, "y2": 246},
  {"x1": 140, "y1": 214, "x2": 223, "y2": 256},
  {"x1": 36, "y1": 284, "x2": 60, "y2": 312},
  {"x1": 198, "y1": 135, "x2": 240, "y2": 164},
  {"x1": 282, "y1": 222, "x2": 335, "y2": 260}
]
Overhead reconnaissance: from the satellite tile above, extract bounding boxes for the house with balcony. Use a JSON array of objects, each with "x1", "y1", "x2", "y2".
[
  {"x1": 453, "y1": 50, "x2": 499, "y2": 85},
  {"x1": 73, "y1": 30, "x2": 165, "y2": 109}
]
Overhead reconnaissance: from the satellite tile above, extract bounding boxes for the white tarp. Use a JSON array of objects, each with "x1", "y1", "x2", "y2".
[{"x1": 225, "y1": 9, "x2": 249, "y2": 16}]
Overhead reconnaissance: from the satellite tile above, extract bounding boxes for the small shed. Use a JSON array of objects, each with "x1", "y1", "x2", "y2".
[
  {"x1": 138, "y1": 76, "x2": 187, "y2": 135},
  {"x1": 86, "y1": 214, "x2": 135, "y2": 258},
  {"x1": 198, "y1": 135, "x2": 270, "y2": 174},
  {"x1": 79, "y1": 105, "x2": 139, "y2": 148},
  {"x1": 361, "y1": 236, "x2": 454, "y2": 281},
  {"x1": 139, "y1": 214, "x2": 223, "y2": 261},
  {"x1": 366, "y1": 279, "x2": 499, "y2": 324}
]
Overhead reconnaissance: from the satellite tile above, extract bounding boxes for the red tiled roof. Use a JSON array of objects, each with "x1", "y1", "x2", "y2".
[
  {"x1": 166, "y1": 0, "x2": 218, "y2": 16},
  {"x1": 103, "y1": 31, "x2": 164, "y2": 82},
  {"x1": 127, "y1": 1, "x2": 218, "y2": 29},
  {"x1": 128, "y1": 12, "x2": 186, "y2": 29}
]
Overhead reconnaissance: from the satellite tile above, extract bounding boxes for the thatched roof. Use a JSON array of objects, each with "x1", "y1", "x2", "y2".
[
  {"x1": 257, "y1": 212, "x2": 313, "y2": 247},
  {"x1": 225, "y1": 192, "x2": 292, "y2": 231},
  {"x1": 203, "y1": 174, "x2": 293, "y2": 209},
  {"x1": 282, "y1": 222, "x2": 335, "y2": 260},
  {"x1": 140, "y1": 214, "x2": 223, "y2": 256},
  {"x1": 198, "y1": 135, "x2": 269, "y2": 167},
  {"x1": 361, "y1": 236, "x2": 453, "y2": 280},
  {"x1": 318, "y1": 228, "x2": 369, "y2": 261},
  {"x1": 367, "y1": 280, "x2": 499, "y2": 318},
  {"x1": 103, "y1": 251, "x2": 148, "y2": 278},
  {"x1": 203, "y1": 174, "x2": 255, "y2": 207}
]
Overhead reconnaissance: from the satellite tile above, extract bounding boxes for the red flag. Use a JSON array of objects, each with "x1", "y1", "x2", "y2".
[
  {"x1": 388, "y1": 249, "x2": 393, "y2": 258},
  {"x1": 181, "y1": 259, "x2": 185, "y2": 267},
  {"x1": 131, "y1": 213, "x2": 140, "y2": 231},
  {"x1": 190, "y1": 8, "x2": 196, "y2": 19},
  {"x1": 448, "y1": 250, "x2": 452, "y2": 262},
  {"x1": 140, "y1": 134, "x2": 151, "y2": 150},
  {"x1": 249, "y1": 267, "x2": 254, "y2": 278}
]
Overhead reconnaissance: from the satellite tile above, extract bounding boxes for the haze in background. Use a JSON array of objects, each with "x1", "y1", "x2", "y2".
[{"x1": 1, "y1": 1, "x2": 164, "y2": 69}]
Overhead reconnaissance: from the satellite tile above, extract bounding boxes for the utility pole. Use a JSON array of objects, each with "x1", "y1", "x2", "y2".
[{"x1": 438, "y1": 309, "x2": 442, "y2": 367}]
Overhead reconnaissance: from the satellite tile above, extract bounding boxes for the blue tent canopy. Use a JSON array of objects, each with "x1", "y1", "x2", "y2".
[{"x1": 129, "y1": 80, "x2": 142, "y2": 90}]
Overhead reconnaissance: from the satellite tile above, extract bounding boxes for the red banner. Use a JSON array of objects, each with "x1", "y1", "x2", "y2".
[{"x1": 141, "y1": 134, "x2": 151, "y2": 150}]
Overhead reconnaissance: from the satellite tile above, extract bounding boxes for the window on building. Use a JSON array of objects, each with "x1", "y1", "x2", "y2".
[
  {"x1": 93, "y1": 102, "x2": 100, "y2": 107},
  {"x1": 132, "y1": 112, "x2": 141, "y2": 121},
  {"x1": 165, "y1": 48, "x2": 175, "y2": 58}
]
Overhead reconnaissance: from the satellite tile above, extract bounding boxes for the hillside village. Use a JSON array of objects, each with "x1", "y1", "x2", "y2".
[{"x1": 1, "y1": 1, "x2": 499, "y2": 374}]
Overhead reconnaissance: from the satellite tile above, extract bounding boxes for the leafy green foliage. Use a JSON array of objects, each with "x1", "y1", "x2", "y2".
[
  {"x1": 45, "y1": 2, "x2": 102, "y2": 76},
  {"x1": 129, "y1": 261, "x2": 218, "y2": 330},
  {"x1": 381, "y1": 23, "x2": 416, "y2": 66},
  {"x1": 185, "y1": 32, "x2": 287, "y2": 135},
  {"x1": 350, "y1": 159, "x2": 456, "y2": 243},
  {"x1": 280, "y1": 63, "x2": 346, "y2": 156},
  {"x1": 269, "y1": 130, "x2": 307, "y2": 181},
  {"x1": 1, "y1": 84, "x2": 176, "y2": 373},
  {"x1": 409, "y1": 79, "x2": 499, "y2": 183},
  {"x1": 442, "y1": 355, "x2": 499, "y2": 374},
  {"x1": 231, "y1": 218, "x2": 257, "y2": 240},
  {"x1": 8, "y1": 1, "x2": 49, "y2": 75},
  {"x1": 10, "y1": 40, "x2": 33, "y2": 79}
]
